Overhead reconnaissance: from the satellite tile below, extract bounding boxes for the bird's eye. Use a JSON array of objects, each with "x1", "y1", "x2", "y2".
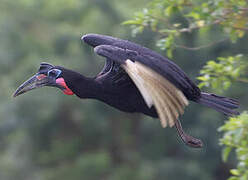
[{"x1": 48, "y1": 69, "x2": 62, "y2": 78}]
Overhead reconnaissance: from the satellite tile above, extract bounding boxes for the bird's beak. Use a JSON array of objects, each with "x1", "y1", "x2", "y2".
[{"x1": 13, "y1": 74, "x2": 53, "y2": 97}]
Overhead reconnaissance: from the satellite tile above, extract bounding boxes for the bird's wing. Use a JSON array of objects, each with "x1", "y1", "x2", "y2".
[
  {"x1": 94, "y1": 45, "x2": 189, "y2": 128},
  {"x1": 123, "y1": 59, "x2": 188, "y2": 128},
  {"x1": 97, "y1": 58, "x2": 113, "y2": 77},
  {"x1": 82, "y1": 34, "x2": 201, "y2": 101}
]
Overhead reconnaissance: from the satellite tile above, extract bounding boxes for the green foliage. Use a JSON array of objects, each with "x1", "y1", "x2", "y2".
[
  {"x1": 197, "y1": 54, "x2": 247, "y2": 91},
  {"x1": 219, "y1": 112, "x2": 248, "y2": 180},
  {"x1": 124, "y1": 1, "x2": 248, "y2": 180},
  {"x1": 124, "y1": 0, "x2": 248, "y2": 57}
]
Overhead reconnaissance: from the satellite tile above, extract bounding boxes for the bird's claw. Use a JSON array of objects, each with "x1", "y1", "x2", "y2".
[
  {"x1": 175, "y1": 118, "x2": 203, "y2": 148},
  {"x1": 181, "y1": 134, "x2": 203, "y2": 148}
]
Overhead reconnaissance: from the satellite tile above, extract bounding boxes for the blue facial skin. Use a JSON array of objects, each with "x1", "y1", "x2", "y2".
[{"x1": 47, "y1": 69, "x2": 62, "y2": 79}]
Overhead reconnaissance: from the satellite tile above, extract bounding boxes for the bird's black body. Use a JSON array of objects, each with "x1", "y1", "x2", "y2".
[
  {"x1": 14, "y1": 34, "x2": 239, "y2": 148},
  {"x1": 58, "y1": 62, "x2": 158, "y2": 117},
  {"x1": 61, "y1": 33, "x2": 200, "y2": 117}
]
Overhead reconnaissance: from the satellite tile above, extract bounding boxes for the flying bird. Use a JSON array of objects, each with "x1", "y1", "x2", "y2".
[{"x1": 13, "y1": 34, "x2": 239, "y2": 148}]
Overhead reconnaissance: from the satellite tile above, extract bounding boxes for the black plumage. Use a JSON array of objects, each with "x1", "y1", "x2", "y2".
[
  {"x1": 13, "y1": 34, "x2": 239, "y2": 148},
  {"x1": 57, "y1": 61, "x2": 158, "y2": 117}
]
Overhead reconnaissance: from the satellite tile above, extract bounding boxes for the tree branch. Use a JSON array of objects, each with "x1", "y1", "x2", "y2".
[{"x1": 174, "y1": 38, "x2": 229, "y2": 51}]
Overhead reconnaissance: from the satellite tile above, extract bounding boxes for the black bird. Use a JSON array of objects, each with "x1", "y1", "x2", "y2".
[{"x1": 13, "y1": 34, "x2": 239, "y2": 148}]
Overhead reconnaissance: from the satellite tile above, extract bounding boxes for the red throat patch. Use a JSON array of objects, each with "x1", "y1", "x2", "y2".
[{"x1": 56, "y1": 78, "x2": 74, "y2": 95}]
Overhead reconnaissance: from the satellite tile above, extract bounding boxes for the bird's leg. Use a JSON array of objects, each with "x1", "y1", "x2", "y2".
[{"x1": 174, "y1": 118, "x2": 203, "y2": 148}]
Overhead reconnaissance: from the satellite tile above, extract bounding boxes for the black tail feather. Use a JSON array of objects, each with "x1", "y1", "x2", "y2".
[{"x1": 197, "y1": 92, "x2": 239, "y2": 116}]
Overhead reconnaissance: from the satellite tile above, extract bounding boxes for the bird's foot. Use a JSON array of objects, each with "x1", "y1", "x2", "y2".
[
  {"x1": 181, "y1": 133, "x2": 203, "y2": 148},
  {"x1": 174, "y1": 119, "x2": 203, "y2": 148}
]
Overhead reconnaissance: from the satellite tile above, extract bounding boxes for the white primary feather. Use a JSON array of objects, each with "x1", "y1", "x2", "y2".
[{"x1": 122, "y1": 60, "x2": 189, "y2": 128}]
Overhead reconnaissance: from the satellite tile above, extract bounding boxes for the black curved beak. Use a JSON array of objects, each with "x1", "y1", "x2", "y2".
[{"x1": 13, "y1": 74, "x2": 55, "y2": 97}]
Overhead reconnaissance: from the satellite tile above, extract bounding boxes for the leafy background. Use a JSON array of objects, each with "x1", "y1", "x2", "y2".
[{"x1": 0, "y1": 0, "x2": 247, "y2": 180}]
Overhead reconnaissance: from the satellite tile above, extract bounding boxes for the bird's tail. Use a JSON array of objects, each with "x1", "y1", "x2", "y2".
[{"x1": 197, "y1": 92, "x2": 239, "y2": 116}]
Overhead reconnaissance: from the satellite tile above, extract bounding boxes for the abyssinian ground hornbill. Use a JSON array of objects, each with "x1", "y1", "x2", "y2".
[{"x1": 13, "y1": 34, "x2": 239, "y2": 148}]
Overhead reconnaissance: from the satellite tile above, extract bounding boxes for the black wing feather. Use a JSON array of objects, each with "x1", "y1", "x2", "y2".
[
  {"x1": 97, "y1": 58, "x2": 113, "y2": 76},
  {"x1": 93, "y1": 43, "x2": 200, "y2": 101},
  {"x1": 82, "y1": 34, "x2": 201, "y2": 100}
]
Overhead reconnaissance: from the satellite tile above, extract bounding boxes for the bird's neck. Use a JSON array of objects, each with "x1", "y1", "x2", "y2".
[
  {"x1": 73, "y1": 76, "x2": 102, "y2": 99},
  {"x1": 61, "y1": 68, "x2": 102, "y2": 99}
]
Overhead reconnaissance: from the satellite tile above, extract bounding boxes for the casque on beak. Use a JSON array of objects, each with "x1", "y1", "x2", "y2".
[{"x1": 13, "y1": 74, "x2": 55, "y2": 97}]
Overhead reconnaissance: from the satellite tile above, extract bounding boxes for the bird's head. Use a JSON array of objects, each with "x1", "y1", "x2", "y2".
[{"x1": 13, "y1": 62, "x2": 74, "y2": 97}]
